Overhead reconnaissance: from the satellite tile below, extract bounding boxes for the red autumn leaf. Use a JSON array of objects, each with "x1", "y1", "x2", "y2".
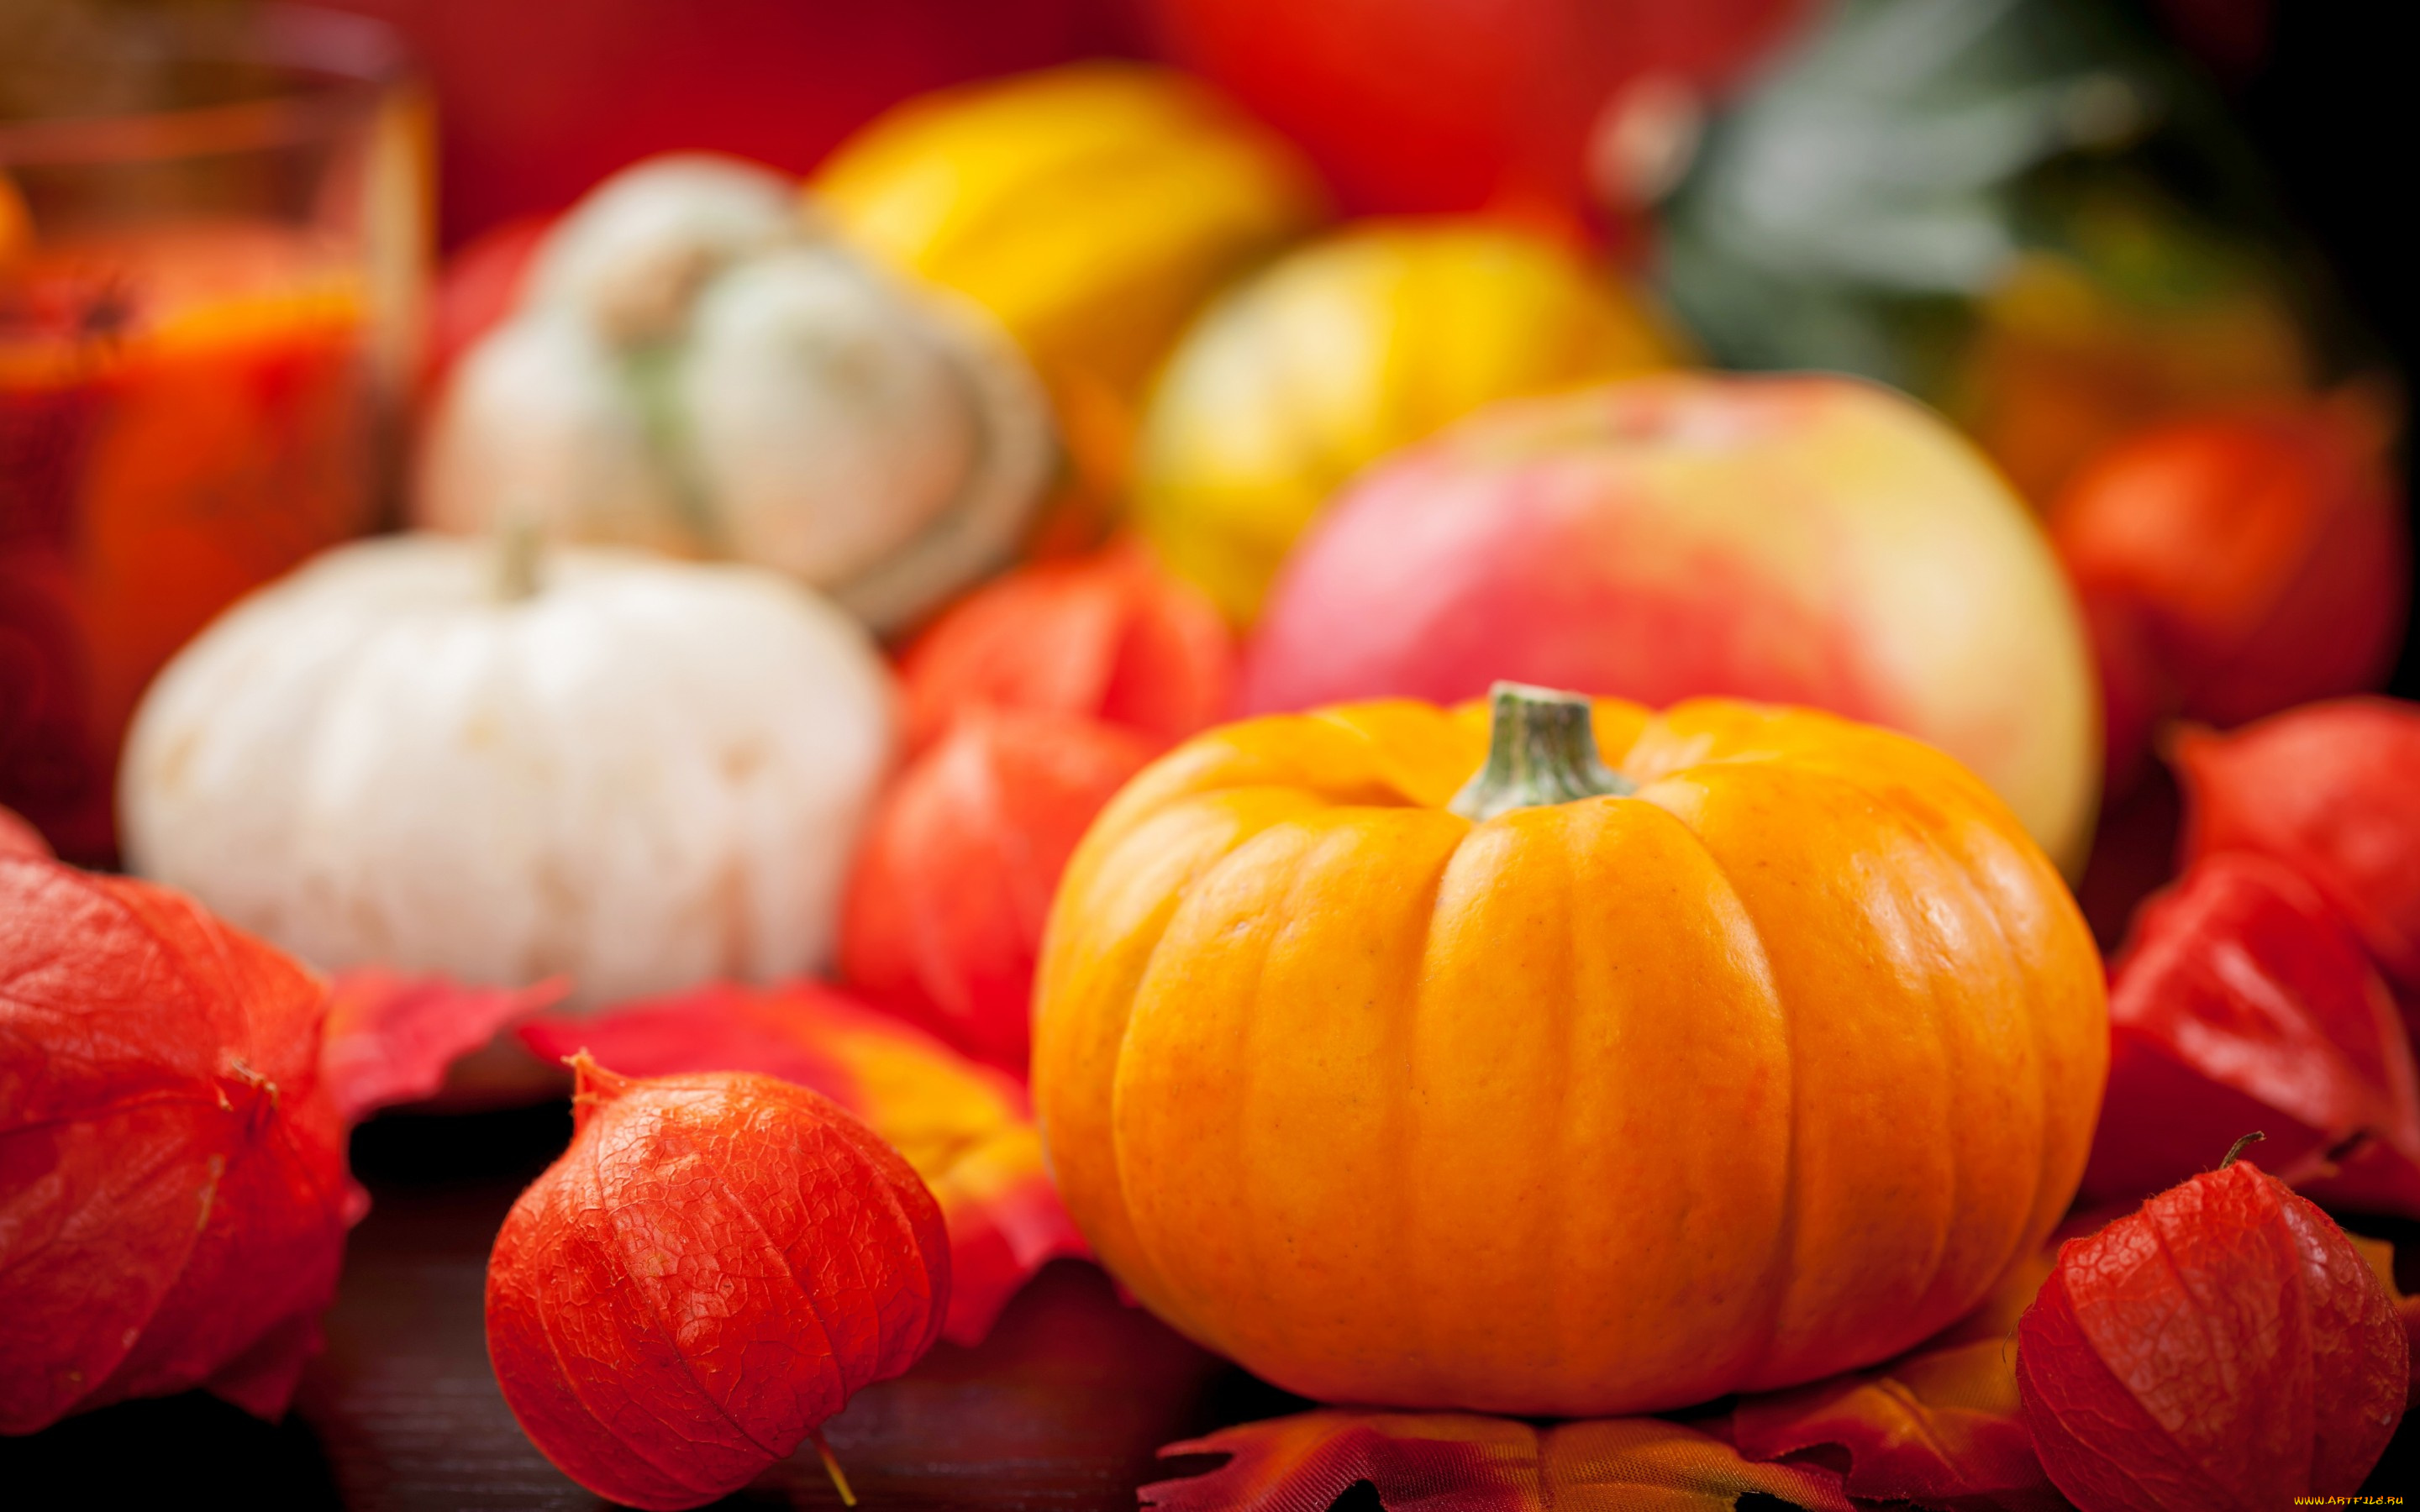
[
  {"x1": 319, "y1": 968, "x2": 570, "y2": 1125},
  {"x1": 2016, "y1": 1156, "x2": 2407, "y2": 1509},
  {"x1": 0, "y1": 855, "x2": 356, "y2": 1431},
  {"x1": 2078, "y1": 850, "x2": 2420, "y2": 1216},
  {"x1": 2051, "y1": 402, "x2": 2408, "y2": 795},
  {"x1": 897, "y1": 537, "x2": 1234, "y2": 755},
  {"x1": 1732, "y1": 1237, "x2": 2067, "y2": 1510},
  {"x1": 518, "y1": 979, "x2": 1089, "y2": 1346},
  {"x1": 486, "y1": 1056, "x2": 948, "y2": 1511},
  {"x1": 839, "y1": 707, "x2": 1154, "y2": 1076},
  {"x1": 1142, "y1": 1410, "x2": 1854, "y2": 1512},
  {"x1": 0, "y1": 802, "x2": 51, "y2": 859},
  {"x1": 2175, "y1": 698, "x2": 2420, "y2": 995}
]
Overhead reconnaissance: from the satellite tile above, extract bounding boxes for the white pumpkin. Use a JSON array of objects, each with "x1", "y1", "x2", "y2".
[
  {"x1": 119, "y1": 533, "x2": 897, "y2": 1011},
  {"x1": 416, "y1": 154, "x2": 1057, "y2": 633}
]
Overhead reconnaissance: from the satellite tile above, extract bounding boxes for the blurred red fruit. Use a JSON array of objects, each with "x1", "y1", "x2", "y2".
[
  {"x1": 897, "y1": 539, "x2": 1233, "y2": 757},
  {"x1": 1146, "y1": 0, "x2": 1807, "y2": 237},
  {"x1": 2175, "y1": 699, "x2": 2420, "y2": 997},
  {"x1": 2052, "y1": 402, "x2": 2409, "y2": 794},
  {"x1": 2081, "y1": 851, "x2": 2420, "y2": 1217},
  {"x1": 839, "y1": 708, "x2": 1154, "y2": 1076}
]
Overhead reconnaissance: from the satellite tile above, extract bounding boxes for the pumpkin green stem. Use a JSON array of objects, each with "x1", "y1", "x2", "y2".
[{"x1": 1448, "y1": 681, "x2": 1634, "y2": 822}]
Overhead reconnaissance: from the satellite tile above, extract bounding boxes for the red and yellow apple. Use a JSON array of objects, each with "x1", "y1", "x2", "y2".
[{"x1": 1241, "y1": 372, "x2": 2101, "y2": 869}]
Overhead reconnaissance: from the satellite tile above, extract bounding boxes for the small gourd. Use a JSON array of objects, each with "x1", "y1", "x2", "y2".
[
  {"x1": 120, "y1": 530, "x2": 896, "y2": 1011},
  {"x1": 417, "y1": 154, "x2": 1055, "y2": 633}
]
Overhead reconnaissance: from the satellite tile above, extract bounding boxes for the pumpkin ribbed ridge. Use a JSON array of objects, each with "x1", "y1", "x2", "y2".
[{"x1": 1644, "y1": 803, "x2": 1801, "y2": 1397}]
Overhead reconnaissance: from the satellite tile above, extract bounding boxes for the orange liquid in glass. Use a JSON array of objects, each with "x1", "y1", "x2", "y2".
[{"x1": 1, "y1": 220, "x2": 372, "y2": 861}]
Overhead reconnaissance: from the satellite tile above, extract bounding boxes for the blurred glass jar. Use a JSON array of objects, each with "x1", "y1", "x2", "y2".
[{"x1": 0, "y1": 5, "x2": 427, "y2": 862}]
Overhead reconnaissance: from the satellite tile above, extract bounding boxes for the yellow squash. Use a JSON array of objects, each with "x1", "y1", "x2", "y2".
[
  {"x1": 816, "y1": 63, "x2": 1327, "y2": 508},
  {"x1": 1134, "y1": 221, "x2": 1686, "y2": 623},
  {"x1": 1034, "y1": 684, "x2": 2107, "y2": 1416}
]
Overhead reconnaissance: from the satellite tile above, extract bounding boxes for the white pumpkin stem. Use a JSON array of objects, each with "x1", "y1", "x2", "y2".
[
  {"x1": 1449, "y1": 682, "x2": 1634, "y2": 822},
  {"x1": 495, "y1": 509, "x2": 546, "y2": 602}
]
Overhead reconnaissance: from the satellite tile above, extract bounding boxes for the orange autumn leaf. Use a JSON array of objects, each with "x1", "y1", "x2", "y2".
[
  {"x1": 1141, "y1": 1411, "x2": 1853, "y2": 1512},
  {"x1": 518, "y1": 979, "x2": 1090, "y2": 1346},
  {"x1": 1729, "y1": 1223, "x2": 2121, "y2": 1512},
  {"x1": 1732, "y1": 1347, "x2": 2054, "y2": 1512}
]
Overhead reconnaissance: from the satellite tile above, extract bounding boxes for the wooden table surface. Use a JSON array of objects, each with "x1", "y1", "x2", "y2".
[
  {"x1": 1, "y1": 1102, "x2": 1305, "y2": 1511},
  {"x1": 8, "y1": 1101, "x2": 2415, "y2": 1509}
]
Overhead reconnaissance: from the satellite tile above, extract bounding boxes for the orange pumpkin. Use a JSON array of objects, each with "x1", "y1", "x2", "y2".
[{"x1": 1033, "y1": 683, "x2": 2107, "y2": 1416}]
